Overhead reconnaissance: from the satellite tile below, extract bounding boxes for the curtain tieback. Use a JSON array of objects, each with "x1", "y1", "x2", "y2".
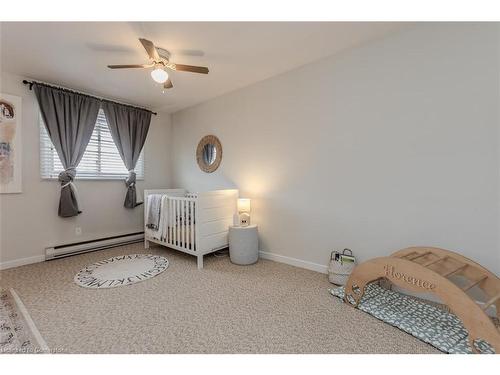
[
  {"x1": 125, "y1": 170, "x2": 136, "y2": 187},
  {"x1": 58, "y1": 167, "x2": 76, "y2": 188}
]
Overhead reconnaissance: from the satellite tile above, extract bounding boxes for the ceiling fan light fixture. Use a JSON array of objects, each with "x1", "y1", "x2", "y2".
[
  {"x1": 106, "y1": 39, "x2": 208, "y2": 90},
  {"x1": 151, "y1": 67, "x2": 169, "y2": 83}
]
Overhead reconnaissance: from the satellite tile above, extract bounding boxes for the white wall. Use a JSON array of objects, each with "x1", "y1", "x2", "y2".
[
  {"x1": 172, "y1": 23, "x2": 500, "y2": 274},
  {"x1": 0, "y1": 71, "x2": 172, "y2": 267}
]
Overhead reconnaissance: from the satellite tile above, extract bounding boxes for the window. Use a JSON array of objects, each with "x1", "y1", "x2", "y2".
[{"x1": 40, "y1": 109, "x2": 145, "y2": 180}]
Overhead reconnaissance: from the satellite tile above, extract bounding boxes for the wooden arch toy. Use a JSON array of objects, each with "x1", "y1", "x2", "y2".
[{"x1": 344, "y1": 247, "x2": 500, "y2": 353}]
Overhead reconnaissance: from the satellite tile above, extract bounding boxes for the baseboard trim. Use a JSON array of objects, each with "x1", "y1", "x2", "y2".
[
  {"x1": 3, "y1": 249, "x2": 329, "y2": 274},
  {"x1": 259, "y1": 251, "x2": 328, "y2": 274},
  {"x1": 0, "y1": 255, "x2": 45, "y2": 271}
]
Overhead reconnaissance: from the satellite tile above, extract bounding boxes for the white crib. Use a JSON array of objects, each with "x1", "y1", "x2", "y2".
[{"x1": 144, "y1": 189, "x2": 238, "y2": 269}]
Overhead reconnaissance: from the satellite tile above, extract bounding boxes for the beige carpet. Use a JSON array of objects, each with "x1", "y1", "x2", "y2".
[{"x1": 0, "y1": 243, "x2": 438, "y2": 354}]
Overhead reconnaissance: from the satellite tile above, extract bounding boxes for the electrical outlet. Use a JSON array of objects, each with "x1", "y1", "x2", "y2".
[{"x1": 75, "y1": 227, "x2": 82, "y2": 236}]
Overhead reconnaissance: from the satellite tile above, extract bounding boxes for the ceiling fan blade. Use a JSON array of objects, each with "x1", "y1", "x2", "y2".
[
  {"x1": 139, "y1": 38, "x2": 160, "y2": 61},
  {"x1": 107, "y1": 64, "x2": 154, "y2": 69},
  {"x1": 164, "y1": 79, "x2": 173, "y2": 89},
  {"x1": 172, "y1": 64, "x2": 209, "y2": 74}
]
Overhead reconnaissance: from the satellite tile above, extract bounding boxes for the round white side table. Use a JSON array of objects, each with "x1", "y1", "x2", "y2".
[{"x1": 229, "y1": 225, "x2": 259, "y2": 265}]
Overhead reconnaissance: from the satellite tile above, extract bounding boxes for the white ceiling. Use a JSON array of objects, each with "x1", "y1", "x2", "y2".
[{"x1": 1, "y1": 22, "x2": 406, "y2": 113}]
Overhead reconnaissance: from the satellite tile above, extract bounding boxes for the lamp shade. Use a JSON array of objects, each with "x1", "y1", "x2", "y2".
[
  {"x1": 238, "y1": 198, "x2": 251, "y2": 213},
  {"x1": 151, "y1": 67, "x2": 169, "y2": 83}
]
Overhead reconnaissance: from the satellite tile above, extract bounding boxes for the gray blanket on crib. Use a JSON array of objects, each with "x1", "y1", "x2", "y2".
[{"x1": 146, "y1": 194, "x2": 162, "y2": 230}]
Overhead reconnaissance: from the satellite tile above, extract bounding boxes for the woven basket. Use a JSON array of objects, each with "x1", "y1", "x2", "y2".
[{"x1": 328, "y1": 249, "x2": 355, "y2": 285}]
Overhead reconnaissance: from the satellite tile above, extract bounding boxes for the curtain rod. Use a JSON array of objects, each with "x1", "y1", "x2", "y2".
[{"x1": 22, "y1": 80, "x2": 158, "y2": 116}]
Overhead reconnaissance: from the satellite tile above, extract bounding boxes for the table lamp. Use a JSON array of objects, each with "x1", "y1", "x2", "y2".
[{"x1": 238, "y1": 198, "x2": 251, "y2": 227}]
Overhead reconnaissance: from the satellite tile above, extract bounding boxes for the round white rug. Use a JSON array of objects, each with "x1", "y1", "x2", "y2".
[{"x1": 74, "y1": 254, "x2": 169, "y2": 289}]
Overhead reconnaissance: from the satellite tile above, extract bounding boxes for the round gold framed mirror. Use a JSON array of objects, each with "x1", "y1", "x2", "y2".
[{"x1": 196, "y1": 135, "x2": 222, "y2": 173}]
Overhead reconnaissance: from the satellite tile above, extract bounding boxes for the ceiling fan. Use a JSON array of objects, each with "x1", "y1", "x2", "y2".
[{"x1": 107, "y1": 38, "x2": 209, "y2": 90}]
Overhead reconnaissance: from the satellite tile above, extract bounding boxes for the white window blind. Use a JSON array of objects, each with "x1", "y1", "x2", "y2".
[{"x1": 40, "y1": 109, "x2": 145, "y2": 180}]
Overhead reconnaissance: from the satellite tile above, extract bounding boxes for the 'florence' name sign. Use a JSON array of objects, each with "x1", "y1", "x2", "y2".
[{"x1": 384, "y1": 264, "x2": 436, "y2": 290}]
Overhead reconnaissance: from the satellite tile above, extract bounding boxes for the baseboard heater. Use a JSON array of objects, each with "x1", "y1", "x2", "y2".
[{"x1": 45, "y1": 232, "x2": 144, "y2": 260}]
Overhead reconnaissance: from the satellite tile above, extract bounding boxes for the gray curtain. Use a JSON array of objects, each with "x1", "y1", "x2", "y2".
[
  {"x1": 34, "y1": 84, "x2": 101, "y2": 217},
  {"x1": 101, "y1": 102, "x2": 151, "y2": 208}
]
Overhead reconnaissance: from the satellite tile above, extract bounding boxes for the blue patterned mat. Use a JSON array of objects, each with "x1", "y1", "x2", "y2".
[{"x1": 330, "y1": 283, "x2": 495, "y2": 354}]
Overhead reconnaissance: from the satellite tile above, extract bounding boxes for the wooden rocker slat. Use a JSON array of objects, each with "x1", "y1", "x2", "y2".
[
  {"x1": 406, "y1": 251, "x2": 431, "y2": 261},
  {"x1": 422, "y1": 255, "x2": 447, "y2": 267},
  {"x1": 441, "y1": 263, "x2": 467, "y2": 278},
  {"x1": 482, "y1": 292, "x2": 500, "y2": 311},
  {"x1": 461, "y1": 275, "x2": 488, "y2": 292},
  {"x1": 402, "y1": 251, "x2": 418, "y2": 259}
]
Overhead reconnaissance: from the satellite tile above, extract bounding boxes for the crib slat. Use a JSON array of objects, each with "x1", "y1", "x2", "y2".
[
  {"x1": 189, "y1": 200, "x2": 193, "y2": 250},
  {"x1": 172, "y1": 198, "x2": 176, "y2": 246},
  {"x1": 185, "y1": 200, "x2": 188, "y2": 249},
  {"x1": 178, "y1": 199, "x2": 182, "y2": 248},
  {"x1": 181, "y1": 199, "x2": 185, "y2": 249},
  {"x1": 176, "y1": 199, "x2": 180, "y2": 246},
  {"x1": 186, "y1": 200, "x2": 190, "y2": 250},
  {"x1": 167, "y1": 198, "x2": 170, "y2": 244},
  {"x1": 173, "y1": 198, "x2": 176, "y2": 246},
  {"x1": 168, "y1": 198, "x2": 174, "y2": 244},
  {"x1": 191, "y1": 200, "x2": 195, "y2": 251},
  {"x1": 168, "y1": 197, "x2": 172, "y2": 245},
  {"x1": 191, "y1": 199, "x2": 195, "y2": 250},
  {"x1": 174, "y1": 198, "x2": 178, "y2": 245},
  {"x1": 185, "y1": 201, "x2": 189, "y2": 249},
  {"x1": 161, "y1": 196, "x2": 165, "y2": 242}
]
